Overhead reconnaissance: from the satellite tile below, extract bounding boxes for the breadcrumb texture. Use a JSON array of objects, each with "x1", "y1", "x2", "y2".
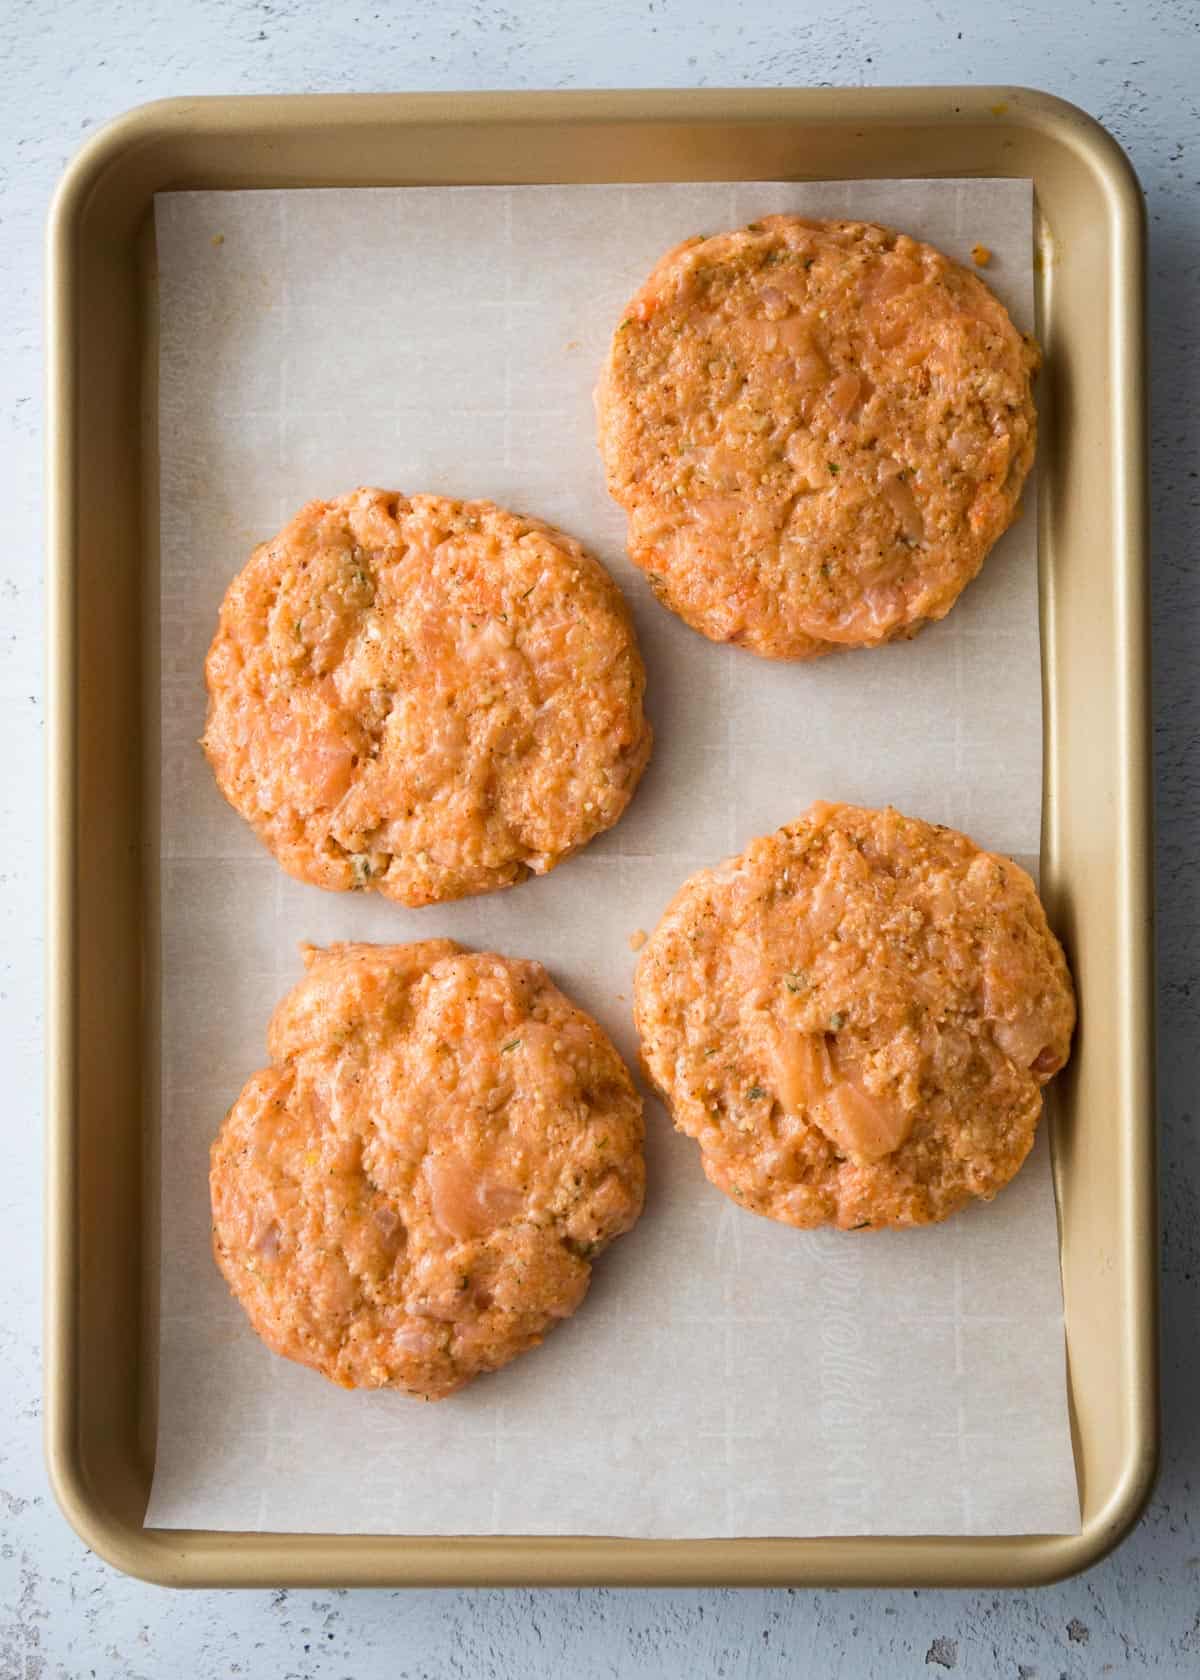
[
  {"x1": 597, "y1": 216, "x2": 1039, "y2": 659},
  {"x1": 203, "y1": 489, "x2": 652, "y2": 905},
  {"x1": 210, "y1": 941, "x2": 645, "y2": 1398},
  {"x1": 634, "y1": 803, "x2": 1074, "y2": 1230}
]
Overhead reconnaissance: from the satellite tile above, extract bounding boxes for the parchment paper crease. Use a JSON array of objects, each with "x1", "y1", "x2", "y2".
[{"x1": 148, "y1": 180, "x2": 1079, "y2": 1536}]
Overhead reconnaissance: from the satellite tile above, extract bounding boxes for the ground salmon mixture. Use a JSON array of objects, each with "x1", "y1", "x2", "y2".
[
  {"x1": 203, "y1": 490, "x2": 652, "y2": 905},
  {"x1": 597, "y1": 216, "x2": 1039, "y2": 658},
  {"x1": 634, "y1": 803, "x2": 1074, "y2": 1230},
  {"x1": 210, "y1": 942, "x2": 645, "y2": 1398}
]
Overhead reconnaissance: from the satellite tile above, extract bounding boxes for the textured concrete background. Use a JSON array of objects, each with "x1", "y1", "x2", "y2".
[{"x1": 3, "y1": 0, "x2": 1196, "y2": 1674}]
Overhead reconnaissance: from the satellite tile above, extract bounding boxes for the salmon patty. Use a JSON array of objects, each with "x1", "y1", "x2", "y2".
[
  {"x1": 203, "y1": 489, "x2": 652, "y2": 904},
  {"x1": 210, "y1": 942, "x2": 645, "y2": 1398},
  {"x1": 597, "y1": 216, "x2": 1039, "y2": 658},
  {"x1": 634, "y1": 803, "x2": 1074, "y2": 1230}
]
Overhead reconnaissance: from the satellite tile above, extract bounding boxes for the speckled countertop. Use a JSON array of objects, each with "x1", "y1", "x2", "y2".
[{"x1": 4, "y1": 2, "x2": 1197, "y2": 1675}]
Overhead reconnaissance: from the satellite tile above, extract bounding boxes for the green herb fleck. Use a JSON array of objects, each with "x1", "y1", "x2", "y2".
[
  {"x1": 784, "y1": 971, "x2": 807, "y2": 993},
  {"x1": 618, "y1": 318, "x2": 633, "y2": 331},
  {"x1": 702, "y1": 1046, "x2": 717, "y2": 1058},
  {"x1": 747, "y1": 1085, "x2": 766, "y2": 1101},
  {"x1": 850, "y1": 1220, "x2": 872, "y2": 1231},
  {"x1": 501, "y1": 1038, "x2": 522, "y2": 1054},
  {"x1": 746, "y1": 221, "x2": 764, "y2": 233},
  {"x1": 351, "y1": 855, "x2": 374, "y2": 886},
  {"x1": 829, "y1": 1011, "x2": 846, "y2": 1031},
  {"x1": 827, "y1": 461, "x2": 840, "y2": 476},
  {"x1": 520, "y1": 583, "x2": 536, "y2": 600}
]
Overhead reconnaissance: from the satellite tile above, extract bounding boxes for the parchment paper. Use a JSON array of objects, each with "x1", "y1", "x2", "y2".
[{"x1": 148, "y1": 180, "x2": 1079, "y2": 1537}]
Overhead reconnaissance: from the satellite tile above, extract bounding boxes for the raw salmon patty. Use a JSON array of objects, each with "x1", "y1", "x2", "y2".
[
  {"x1": 634, "y1": 803, "x2": 1074, "y2": 1230},
  {"x1": 597, "y1": 216, "x2": 1039, "y2": 658},
  {"x1": 210, "y1": 942, "x2": 645, "y2": 1398},
  {"x1": 203, "y1": 489, "x2": 652, "y2": 905}
]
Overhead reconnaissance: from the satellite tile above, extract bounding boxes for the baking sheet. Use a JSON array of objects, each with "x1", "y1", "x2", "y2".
[{"x1": 147, "y1": 179, "x2": 1079, "y2": 1537}]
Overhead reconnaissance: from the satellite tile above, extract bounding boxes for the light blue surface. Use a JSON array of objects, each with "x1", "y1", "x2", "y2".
[{"x1": 4, "y1": 2, "x2": 1197, "y2": 1673}]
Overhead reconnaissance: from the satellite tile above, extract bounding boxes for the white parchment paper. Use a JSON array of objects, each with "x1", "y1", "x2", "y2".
[{"x1": 149, "y1": 180, "x2": 1079, "y2": 1537}]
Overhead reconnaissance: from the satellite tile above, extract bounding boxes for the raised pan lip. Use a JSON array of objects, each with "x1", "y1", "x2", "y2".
[{"x1": 44, "y1": 82, "x2": 1155, "y2": 1589}]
